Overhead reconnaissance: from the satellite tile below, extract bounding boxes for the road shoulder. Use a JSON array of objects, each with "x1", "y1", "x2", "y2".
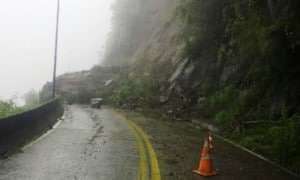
[{"x1": 117, "y1": 109, "x2": 299, "y2": 180}]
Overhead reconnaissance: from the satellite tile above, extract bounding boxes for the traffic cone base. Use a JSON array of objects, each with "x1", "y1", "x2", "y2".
[
  {"x1": 193, "y1": 169, "x2": 217, "y2": 176},
  {"x1": 193, "y1": 157, "x2": 217, "y2": 177}
]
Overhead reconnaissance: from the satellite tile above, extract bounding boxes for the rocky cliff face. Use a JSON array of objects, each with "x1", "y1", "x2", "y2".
[
  {"x1": 103, "y1": 0, "x2": 177, "y2": 66},
  {"x1": 40, "y1": 66, "x2": 126, "y2": 103},
  {"x1": 47, "y1": 0, "x2": 300, "y2": 121},
  {"x1": 104, "y1": 0, "x2": 300, "y2": 120}
]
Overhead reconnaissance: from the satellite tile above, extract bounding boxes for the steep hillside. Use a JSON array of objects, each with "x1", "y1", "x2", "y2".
[
  {"x1": 102, "y1": 0, "x2": 300, "y2": 172},
  {"x1": 103, "y1": 0, "x2": 177, "y2": 66},
  {"x1": 105, "y1": 0, "x2": 300, "y2": 122}
]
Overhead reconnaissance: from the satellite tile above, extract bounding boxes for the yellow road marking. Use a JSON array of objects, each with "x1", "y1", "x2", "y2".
[
  {"x1": 126, "y1": 118, "x2": 148, "y2": 180},
  {"x1": 129, "y1": 121, "x2": 161, "y2": 180},
  {"x1": 113, "y1": 111, "x2": 161, "y2": 180}
]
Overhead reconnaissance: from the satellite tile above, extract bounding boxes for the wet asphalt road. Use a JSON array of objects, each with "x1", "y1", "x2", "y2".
[
  {"x1": 122, "y1": 111, "x2": 299, "y2": 180},
  {"x1": 0, "y1": 105, "x2": 139, "y2": 180},
  {"x1": 1, "y1": 105, "x2": 297, "y2": 180}
]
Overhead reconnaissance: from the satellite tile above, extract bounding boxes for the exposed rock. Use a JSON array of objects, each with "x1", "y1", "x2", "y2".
[
  {"x1": 104, "y1": 80, "x2": 113, "y2": 87},
  {"x1": 169, "y1": 58, "x2": 189, "y2": 83},
  {"x1": 40, "y1": 66, "x2": 123, "y2": 103},
  {"x1": 159, "y1": 96, "x2": 168, "y2": 104},
  {"x1": 197, "y1": 97, "x2": 206, "y2": 105},
  {"x1": 183, "y1": 63, "x2": 195, "y2": 78}
]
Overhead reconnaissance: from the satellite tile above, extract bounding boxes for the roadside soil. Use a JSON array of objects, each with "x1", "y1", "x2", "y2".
[{"x1": 119, "y1": 109, "x2": 299, "y2": 180}]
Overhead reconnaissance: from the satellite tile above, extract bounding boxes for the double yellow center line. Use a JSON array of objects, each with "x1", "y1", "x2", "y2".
[{"x1": 113, "y1": 111, "x2": 161, "y2": 180}]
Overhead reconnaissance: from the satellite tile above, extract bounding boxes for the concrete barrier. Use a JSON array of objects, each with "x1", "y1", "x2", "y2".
[{"x1": 0, "y1": 99, "x2": 64, "y2": 157}]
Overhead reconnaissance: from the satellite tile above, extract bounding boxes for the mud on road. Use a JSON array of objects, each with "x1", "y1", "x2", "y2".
[{"x1": 119, "y1": 110, "x2": 299, "y2": 180}]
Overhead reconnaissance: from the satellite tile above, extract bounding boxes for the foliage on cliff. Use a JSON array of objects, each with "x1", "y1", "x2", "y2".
[
  {"x1": 110, "y1": 76, "x2": 160, "y2": 108},
  {"x1": 177, "y1": 0, "x2": 300, "y2": 171}
]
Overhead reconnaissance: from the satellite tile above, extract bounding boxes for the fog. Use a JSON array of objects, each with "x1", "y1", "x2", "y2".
[{"x1": 0, "y1": 0, "x2": 113, "y2": 101}]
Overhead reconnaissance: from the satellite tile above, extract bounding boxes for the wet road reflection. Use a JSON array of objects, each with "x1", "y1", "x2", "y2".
[{"x1": 0, "y1": 105, "x2": 139, "y2": 180}]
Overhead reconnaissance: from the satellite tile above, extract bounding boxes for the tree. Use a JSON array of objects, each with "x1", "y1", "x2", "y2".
[{"x1": 23, "y1": 89, "x2": 39, "y2": 107}]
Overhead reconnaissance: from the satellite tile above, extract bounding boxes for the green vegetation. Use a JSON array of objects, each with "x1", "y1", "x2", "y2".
[
  {"x1": 178, "y1": 0, "x2": 300, "y2": 171},
  {"x1": 235, "y1": 114, "x2": 300, "y2": 172},
  {"x1": 0, "y1": 100, "x2": 24, "y2": 118},
  {"x1": 1, "y1": 90, "x2": 42, "y2": 119},
  {"x1": 110, "y1": 76, "x2": 159, "y2": 109}
]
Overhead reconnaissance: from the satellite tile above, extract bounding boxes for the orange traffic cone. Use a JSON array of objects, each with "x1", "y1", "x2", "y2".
[{"x1": 193, "y1": 132, "x2": 217, "y2": 176}]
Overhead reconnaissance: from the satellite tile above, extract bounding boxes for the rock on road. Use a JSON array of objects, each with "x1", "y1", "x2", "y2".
[{"x1": 0, "y1": 105, "x2": 139, "y2": 180}]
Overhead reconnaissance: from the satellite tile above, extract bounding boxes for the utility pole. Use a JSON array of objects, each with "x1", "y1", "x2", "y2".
[{"x1": 52, "y1": 0, "x2": 60, "y2": 99}]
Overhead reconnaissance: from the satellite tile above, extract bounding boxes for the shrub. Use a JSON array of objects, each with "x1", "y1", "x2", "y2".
[
  {"x1": 0, "y1": 100, "x2": 23, "y2": 118},
  {"x1": 110, "y1": 77, "x2": 159, "y2": 108},
  {"x1": 267, "y1": 114, "x2": 300, "y2": 166}
]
